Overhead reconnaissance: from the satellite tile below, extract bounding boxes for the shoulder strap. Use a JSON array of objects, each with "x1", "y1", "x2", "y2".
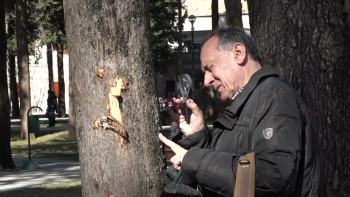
[
  {"x1": 234, "y1": 152, "x2": 255, "y2": 197},
  {"x1": 233, "y1": 77, "x2": 271, "y2": 197}
]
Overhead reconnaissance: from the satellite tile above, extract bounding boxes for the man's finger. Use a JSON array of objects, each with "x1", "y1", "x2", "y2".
[
  {"x1": 159, "y1": 133, "x2": 182, "y2": 153},
  {"x1": 187, "y1": 99, "x2": 201, "y2": 115}
]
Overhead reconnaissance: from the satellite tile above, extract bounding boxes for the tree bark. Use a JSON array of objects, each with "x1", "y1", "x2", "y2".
[
  {"x1": 7, "y1": 18, "x2": 20, "y2": 119},
  {"x1": 247, "y1": 0, "x2": 350, "y2": 195},
  {"x1": 57, "y1": 43, "x2": 65, "y2": 117},
  {"x1": 224, "y1": 0, "x2": 243, "y2": 28},
  {"x1": 0, "y1": 0, "x2": 16, "y2": 170},
  {"x1": 64, "y1": 0, "x2": 164, "y2": 196},
  {"x1": 47, "y1": 44, "x2": 54, "y2": 91},
  {"x1": 212, "y1": 0, "x2": 219, "y2": 30},
  {"x1": 16, "y1": 0, "x2": 31, "y2": 140},
  {"x1": 68, "y1": 48, "x2": 76, "y2": 140}
]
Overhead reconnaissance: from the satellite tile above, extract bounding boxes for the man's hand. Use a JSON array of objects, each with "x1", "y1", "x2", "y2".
[
  {"x1": 168, "y1": 97, "x2": 205, "y2": 136},
  {"x1": 159, "y1": 133, "x2": 188, "y2": 170}
]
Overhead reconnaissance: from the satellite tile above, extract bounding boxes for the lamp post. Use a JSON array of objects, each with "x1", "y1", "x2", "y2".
[
  {"x1": 189, "y1": 15, "x2": 196, "y2": 78},
  {"x1": 177, "y1": 0, "x2": 186, "y2": 76}
]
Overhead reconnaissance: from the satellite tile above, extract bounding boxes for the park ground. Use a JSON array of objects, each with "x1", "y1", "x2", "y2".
[{"x1": 0, "y1": 122, "x2": 82, "y2": 197}]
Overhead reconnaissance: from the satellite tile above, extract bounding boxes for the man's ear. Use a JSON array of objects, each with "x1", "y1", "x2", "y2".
[{"x1": 232, "y1": 43, "x2": 247, "y2": 65}]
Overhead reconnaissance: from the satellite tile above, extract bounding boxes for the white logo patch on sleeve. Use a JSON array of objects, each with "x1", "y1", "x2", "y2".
[{"x1": 263, "y1": 128, "x2": 274, "y2": 139}]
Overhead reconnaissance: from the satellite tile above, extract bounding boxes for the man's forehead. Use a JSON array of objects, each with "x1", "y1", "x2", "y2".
[
  {"x1": 203, "y1": 36, "x2": 219, "y2": 49},
  {"x1": 201, "y1": 37, "x2": 218, "y2": 58}
]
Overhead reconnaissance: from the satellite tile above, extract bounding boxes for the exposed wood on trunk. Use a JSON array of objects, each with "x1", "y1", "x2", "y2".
[{"x1": 64, "y1": 0, "x2": 164, "y2": 196}]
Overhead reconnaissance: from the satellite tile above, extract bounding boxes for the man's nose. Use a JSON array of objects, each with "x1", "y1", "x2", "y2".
[{"x1": 204, "y1": 72, "x2": 214, "y2": 87}]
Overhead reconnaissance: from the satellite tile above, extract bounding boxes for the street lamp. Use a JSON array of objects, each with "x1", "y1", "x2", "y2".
[
  {"x1": 189, "y1": 15, "x2": 196, "y2": 78},
  {"x1": 177, "y1": 0, "x2": 186, "y2": 75}
]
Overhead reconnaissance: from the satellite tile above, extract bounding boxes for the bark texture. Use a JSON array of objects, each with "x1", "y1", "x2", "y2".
[
  {"x1": 68, "y1": 45, "x2": 76, "y2": 140},
  {"x1": 7, "y1": 18, "x2": 20, "y2": 118},
  {"x1": 64, "y1": 0, "x2": 164, "y2": 196},
  {"x1": 57, "y1": 43, "x2": 65, "y2": 117},
  {"x1": 0, "y1": 0, "x2": 15, "y2": 170},
  {"x1": 248, "y1": 0, "x2": 350, "y2": 196},
  {"x1": 47, "y1": 44, "x2": 54, "y2": 91},
  {"x1": 16, "y1": 0, "x2": 31, "y2": 139},
  {"x1": 212, "y1": 0, "x2": 219, "y2": 30},
  {"x1": 225, "y1": 0, "x2": 243, "y2": 28}
]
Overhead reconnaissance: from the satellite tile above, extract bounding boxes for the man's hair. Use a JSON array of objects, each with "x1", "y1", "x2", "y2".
[{"x1": 212, "y1": 27, "x2": 261, "y2": 63}]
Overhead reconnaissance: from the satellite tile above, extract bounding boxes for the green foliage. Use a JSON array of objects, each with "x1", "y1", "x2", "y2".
[
  {"x1": 33, "y1": 0, "x2": 65, "y2": 48},
  {"x1": 4, "y1": 0, "x2": 16, "y2": 14},
  {"x1": 6, "y1": 15, "x2": 16, "y2": 54},
  {"x1": 149, "y1": 0, "x2": 179, "y2": 73},
  {"x1": 5, "y1": 0, "x2": 58, "y2": 55},
  {"x1": 6, "y1": 0, "x2": 175, "y2": 73}
]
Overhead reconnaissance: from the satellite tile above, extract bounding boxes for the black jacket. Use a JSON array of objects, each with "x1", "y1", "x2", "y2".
[{"x1": 178, "y1": 66, "x2": 325, "y2": 197}]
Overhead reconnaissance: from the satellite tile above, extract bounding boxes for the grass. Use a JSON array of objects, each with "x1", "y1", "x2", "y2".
[
  {"x1": 0, "y1": 180, "x2": 82, "y2": 197},
  {"x1": 11, "y1": 130, "x2": 79, "y2": 161},
  {"x1": 2, "y1": 129, "x2": 82, "y2": 196}
]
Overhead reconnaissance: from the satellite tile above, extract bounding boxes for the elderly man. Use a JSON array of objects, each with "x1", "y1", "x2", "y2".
[{"x1": 159, "y1": 27, "x2": 324, "y2": 196}]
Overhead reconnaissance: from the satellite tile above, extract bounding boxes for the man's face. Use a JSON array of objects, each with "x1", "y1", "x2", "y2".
[{"x1": 200, "y1": 37, "x2": 245, "y2": 101}]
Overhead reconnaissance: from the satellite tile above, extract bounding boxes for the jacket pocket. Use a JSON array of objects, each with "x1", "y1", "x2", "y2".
[{"x1": 233, "y1": 116, "x2": 251, "y2": 155}]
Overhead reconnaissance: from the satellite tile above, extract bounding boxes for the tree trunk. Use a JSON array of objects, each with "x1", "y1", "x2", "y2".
[
  {"x1": 47, "y1": 44, "x2": 54, "y2": 91},
  {"x1": 16, "y1": 0, "x2": 31, "y2": 140},
  {"x1": 7, "y1": 18, "x2": 20, "y2": 119},
  {"x1": 57, "y1": 43, "x2": 65, "y2": 117},
  {"x1": 67, "y1": 52, "x2": 76, "y2": 140},
  {"x1": 224, "y1": 0, "x2": 243, "y2": 28},
  {"x1": 212, "y1": 0, "x2": 219, "y2": 30},
  {"x1": 64, "y1": 0, "x2": 164, "y2": 196},
  {"x1": 0, "y1": 0, "x2": 16, "y2": 170},
  {"x1": 247, "y1": 0, "x2": 350, "y2": 196}
]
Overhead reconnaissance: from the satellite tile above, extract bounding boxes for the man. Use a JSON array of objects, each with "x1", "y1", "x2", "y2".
[{"x1": 159, "y1": 27, "x2": 324, "y2": 196}]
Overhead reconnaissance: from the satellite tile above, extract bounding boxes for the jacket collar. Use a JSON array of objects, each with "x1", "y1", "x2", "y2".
[{"x1": 214, "y1": 66, "x2": 278, "y2": 129}]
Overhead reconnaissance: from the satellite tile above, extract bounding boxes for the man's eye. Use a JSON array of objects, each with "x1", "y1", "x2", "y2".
[{"x1": 203, "y1": 64, "x2": 213, "y2": 72}]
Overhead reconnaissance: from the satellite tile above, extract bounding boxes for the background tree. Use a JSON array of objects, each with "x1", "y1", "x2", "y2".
[
  {"x1": 0, "y1": 0, "x2": 16, "y2": 170},
  {"x1": 54, "y1": 0, "x2": 66, "y2": 117},
  {"x1": 149, "y1": 0, "x2": 178, "y2": 73},
  {"x1": 5, "y1": 0, "x2": 20, "y2": 119},
  {"x1": 46, "y1": 44, "x2": 53, "y2": 91},
  {"x1": 6, "y1": 0, "x2": 40, "y2": 120},
  {"x1": 16, "y1": 0, "x2": 31, "y2": 140},
  {"x1": 35, "y1": 0, "x2": 66, "y2": 117},
  {"x1": 212, "y1": 0, "x2": 219, "y2": 30},
  {"x1": 224, "y1": 0, "x2": 243, "y2": 28},
  {"x1": 35, "y1": 0, "x2": 56, "y2": 91},
  {"x1": 7, "y1": 18, "x2": 20, "y2": 119},
  {"x1": 247, "y1": 0, "x2": 350, "y2": 195},
  {"x1": 64, "y1": 0, "x2": 164, "y2": 196}
]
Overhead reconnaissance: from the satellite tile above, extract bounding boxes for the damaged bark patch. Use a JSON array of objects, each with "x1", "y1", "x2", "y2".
[
  {"x1": 94, "y1": 76, "x2": 129, "y2": 147},
  {"x1": 96, "y1": 68, "x2": 108, "y2": 78}
]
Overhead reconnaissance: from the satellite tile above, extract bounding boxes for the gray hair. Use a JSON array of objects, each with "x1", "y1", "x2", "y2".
[{"x1": 212, "y1": 27, "x2": 261, "y2": 63}]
